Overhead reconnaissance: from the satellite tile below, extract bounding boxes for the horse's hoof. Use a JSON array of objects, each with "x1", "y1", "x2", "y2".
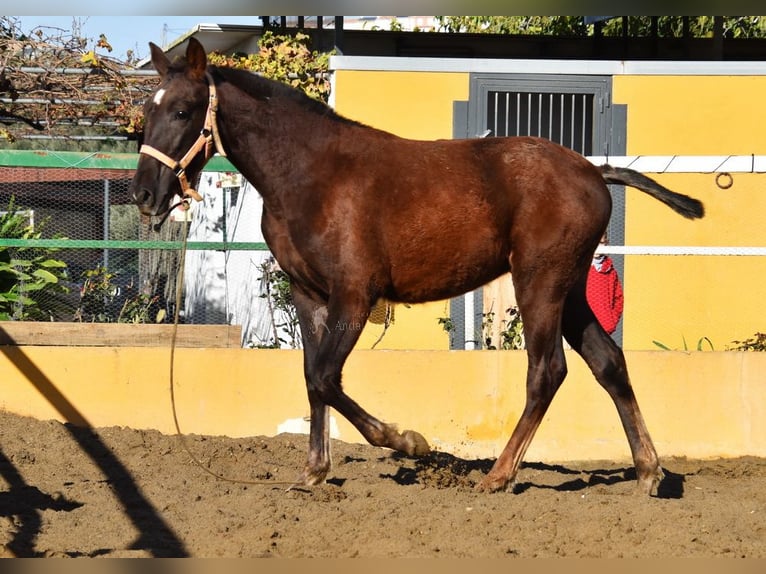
[
  {"x1": 475, "y1": 471, "x2": 515, "y2": 493},
  {"x1": 636, "y1": 465, "x2": 664, "y2": 496},
  {"x1": 401, "y1": 429, "x2": 430, "y2": 456},
  {"x1": 475, "y1": 479, "x2": 504, "y2": 493},
  {"x1": 291, "y1": 465, "x2": 329, "y2": 489}
]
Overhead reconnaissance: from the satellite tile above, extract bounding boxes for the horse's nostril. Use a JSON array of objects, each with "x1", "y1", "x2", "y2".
[{"x1": 133, "y1": 187, "x2": 154, "y2": 206}]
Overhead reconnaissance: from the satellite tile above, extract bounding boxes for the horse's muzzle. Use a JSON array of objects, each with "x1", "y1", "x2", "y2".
[{"x1": 132, "y1": 187, "x2": 160, "y2": 216}]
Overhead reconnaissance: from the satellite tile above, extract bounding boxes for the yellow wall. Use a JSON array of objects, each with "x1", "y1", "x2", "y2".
[
  {"x1": 613, "y1": 76, "x2": 766, "y2": 155},
  {"x1": 613, "y1": 76, "x2": 766, "y2": 350},
  {"x1": 332, "y1": 70, "x2": 469, "y2": 350},
  {"x1": 622, "y1": 172, "x2": 766, "y2": 350},
  {"x1": 333, "y1": 70, "x2": 469, "y2": 140},
  {"x1": 2, "y1": 347, "x2": 764, "y2": 463}
]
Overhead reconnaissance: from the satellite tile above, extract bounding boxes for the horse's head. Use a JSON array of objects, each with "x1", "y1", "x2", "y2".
[{"x1": 130, "y1": 38, "x2": 215, "y2": 217}]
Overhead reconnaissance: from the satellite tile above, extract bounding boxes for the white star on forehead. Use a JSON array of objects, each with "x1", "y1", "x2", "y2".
[{"x1": 153, "y1": 89, "x2": 166, "y2": 106}]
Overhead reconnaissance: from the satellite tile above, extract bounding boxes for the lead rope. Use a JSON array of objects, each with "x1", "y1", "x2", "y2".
[{"x1": 168, "y1": 208, "x2": 299, "y2": 488}]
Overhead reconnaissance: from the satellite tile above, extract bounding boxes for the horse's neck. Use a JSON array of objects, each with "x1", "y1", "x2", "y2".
[
  {"x1": 216, "y1": 87, "x2": 324, "y2": 210},
  {"x1": 214, "y1": 98, "x2": 312, "y2": 212}
]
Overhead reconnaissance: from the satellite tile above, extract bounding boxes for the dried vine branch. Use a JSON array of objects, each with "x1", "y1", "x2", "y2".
[
  {"x1": 0, "y1": 19, "x2": 333, "y2": 148},
  {"x1": 0, "y1": 17, "x2": 156, "y2": 144}
]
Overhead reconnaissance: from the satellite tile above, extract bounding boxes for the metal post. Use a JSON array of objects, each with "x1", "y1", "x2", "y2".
[
  {"x1": 334, "y1": 16, "x2": 344, "y2": 53},
  {"x1": 464, "y1": 290, "x2": 475, "y2": 350},
  {"x1": 713, "y1": 16, "x2": 724, "y2": 60},
  {"x1": 103, "y1": 179, "x2": 110, "y2": 269}
]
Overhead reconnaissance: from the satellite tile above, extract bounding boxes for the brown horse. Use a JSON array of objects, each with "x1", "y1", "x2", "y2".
[{"x1": 130, "y1": 39, "x2": 704, "y2": 494}]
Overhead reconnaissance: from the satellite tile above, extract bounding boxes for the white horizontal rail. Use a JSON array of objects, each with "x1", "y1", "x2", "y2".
[
  {"x1": 597, "y1": 246, "x2": 766, "y2": 256},
  {"x1": 587, "y1": 155, "x2": 766, "y2": 173}
]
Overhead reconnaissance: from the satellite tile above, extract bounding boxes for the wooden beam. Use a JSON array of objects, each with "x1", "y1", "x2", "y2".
[{"x1": 0, "y1": 322, "x2": 242, "y2": 348}]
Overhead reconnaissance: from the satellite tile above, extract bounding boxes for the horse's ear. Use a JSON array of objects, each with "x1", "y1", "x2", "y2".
[
  {"x1": 185, "y1": 37, "x2": 208, "y2": 80},
  {"x1": 149, "y1": 42, "x2": 170, "y2": 78}
]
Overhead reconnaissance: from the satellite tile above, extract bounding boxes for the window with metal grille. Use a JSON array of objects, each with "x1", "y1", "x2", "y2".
[{"x1": 486, "y1": 90, "x2": 595, "y2": 154}]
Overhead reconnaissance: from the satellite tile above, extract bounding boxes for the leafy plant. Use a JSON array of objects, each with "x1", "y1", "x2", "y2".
[
  {"x1": 652, "y1": 336, "x2": 714, "y2": 351},
  {"x1": 435, "y1": 16, "x2": 587, "y2": 35},
  {"x1": 0, "y1": 198, "x2": 70, "y2": 320},
  {"x1": 116, "y1": 288, "x2": 163, "y2": 324},
  {"x1": 434, "y1": 16, "x2": 766, "y2": 38},
  {"x1": 437, "y1": 315, "x2": 455, "y2": 345},
  {"x1": 498, "y1": 306, "x2": 525, "y2": 350},
  {"x1": 437, "y1": 305, "x2": 525, "y2": 350},
  {"x1": 206, "y1": 31, "x2": 334, "y2": 103},
  {"x1": 482, "y1": 306, "x2": 525, "y2": 350},
  {"x1": 250, "y1": 256, "x2": 301, "y2": 349},
  {"x1": 74, "y1": 265, "x2": 163, "y2": 323},
  {"x1": 727, "y1": 332, "x2": 766, "y2": 351},
  {"x1": 74, "y1": 265, "x2": 119, "y2": 322}
]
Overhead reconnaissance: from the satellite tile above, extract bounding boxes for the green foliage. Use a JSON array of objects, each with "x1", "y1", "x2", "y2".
[
  {"x1": 482, "y1": 306, "x2": 525, "y2": 350},
  {"x1": 117, "y1": 290, "x2": 163, "y2": 324},
  {"x1": 435, "y1": 16, "x2": 766, "y2": 39},
  {"x1": 600, "y1": 16, "x2": 766, "y2": 38},
  {"x1": 74, "y1": 265, "x2": 118, "y2": 323},
  {"x1": 437, "y1": 315, "x2": 456, "y2": 348},
  {"x1": 652, "y1": 336, "x2": 714, "y2": 351},
  {"x1": 250, "y1": 257, "x2": 301, "y2": 349},
  {"x1": 435, "y1": 16, "x2": 587, "y2": 35},
  {"x1": 388, "y1": 18, "x2": 405, "y2": 32},
  {"x1": 727, "y1": 333, "x2": 766, "y2": 351},
  {"x1": 74, "y1": 264, "x2": 163, "y2": 323},
  {"x1": 0, "y1": 198, "x2": 70, "y2": 320},
  {"x1": 437, "y1": 315, "x2": 455, "y2": 332},
  {"x1": 438, "y1": 305, "x2": 525, "y2": 350},
  {"x1": 207, "y1": 31, "x2": 334, "y2": 103},
  {"x1": 497, "y1": 307, "x2": 525, "y2": 350}
]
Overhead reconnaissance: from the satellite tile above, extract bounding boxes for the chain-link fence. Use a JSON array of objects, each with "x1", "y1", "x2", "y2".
[
  {"x1": 0, "y1": 152, "x2": 257, "y2": 331},
  {"x1": 1, "y1": 153, "x2": 136, "y2": 322}
]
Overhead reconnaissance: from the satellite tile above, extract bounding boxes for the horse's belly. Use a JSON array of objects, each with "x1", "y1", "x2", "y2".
[{"x1": 388, "y1": 252, "x2": 508, "y2": 303}]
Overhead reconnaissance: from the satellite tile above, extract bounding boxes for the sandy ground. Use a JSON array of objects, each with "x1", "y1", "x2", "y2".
[{"x1": 0, "y1": 409, "x2": 764, "y2": 558}]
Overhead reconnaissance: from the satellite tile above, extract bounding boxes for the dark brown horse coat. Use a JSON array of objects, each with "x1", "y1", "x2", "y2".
[{"x1": 131, "y1": 39, "x2": 704, "y2": 494}]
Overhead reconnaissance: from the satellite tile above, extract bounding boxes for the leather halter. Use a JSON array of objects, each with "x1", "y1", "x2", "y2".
[{"x1": 139, "y1": 71, "x2": 227, "y2": 204}]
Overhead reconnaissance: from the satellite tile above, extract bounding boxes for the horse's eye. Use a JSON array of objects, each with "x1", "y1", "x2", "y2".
[{"x1": 175, "y1": 110, "x2": 190, "y2": 121}]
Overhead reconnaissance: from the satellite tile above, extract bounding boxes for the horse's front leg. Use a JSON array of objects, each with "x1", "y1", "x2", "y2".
[
  {"x1": 301, "y1": 393, "x2": 332, "y2": 485},
  {"x1": 293, "y1": 287, "x2": 429, "y2": 486},
  {"x1": 291, "y1": 286, "x2": 333, "y2": 486}
]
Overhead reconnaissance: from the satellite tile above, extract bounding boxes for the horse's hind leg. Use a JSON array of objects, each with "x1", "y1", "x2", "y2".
[
  {"x1": 476, "y1": 271, "x2": 570, "y2": 493},
  {"x1": 291, "y1": 285, "x2": 429, "y2": 486},
  {"x1": 562, "y1": 282, "x2": 663, "y2": 495}
]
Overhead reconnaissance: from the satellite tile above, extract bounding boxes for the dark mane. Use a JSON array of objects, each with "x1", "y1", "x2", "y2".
[{"x1": 209, "y1": 65, "x2": 362, "y2": 127}]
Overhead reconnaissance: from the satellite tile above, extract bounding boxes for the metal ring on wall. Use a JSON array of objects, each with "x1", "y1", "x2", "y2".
[{"x1": 716, "y1": 172, "x2": 733, "y2": 189}]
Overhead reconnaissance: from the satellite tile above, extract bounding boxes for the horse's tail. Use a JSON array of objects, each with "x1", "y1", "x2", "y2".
[{"x1": 599, "y1": 164, "x2": 705, "y2": 220}]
